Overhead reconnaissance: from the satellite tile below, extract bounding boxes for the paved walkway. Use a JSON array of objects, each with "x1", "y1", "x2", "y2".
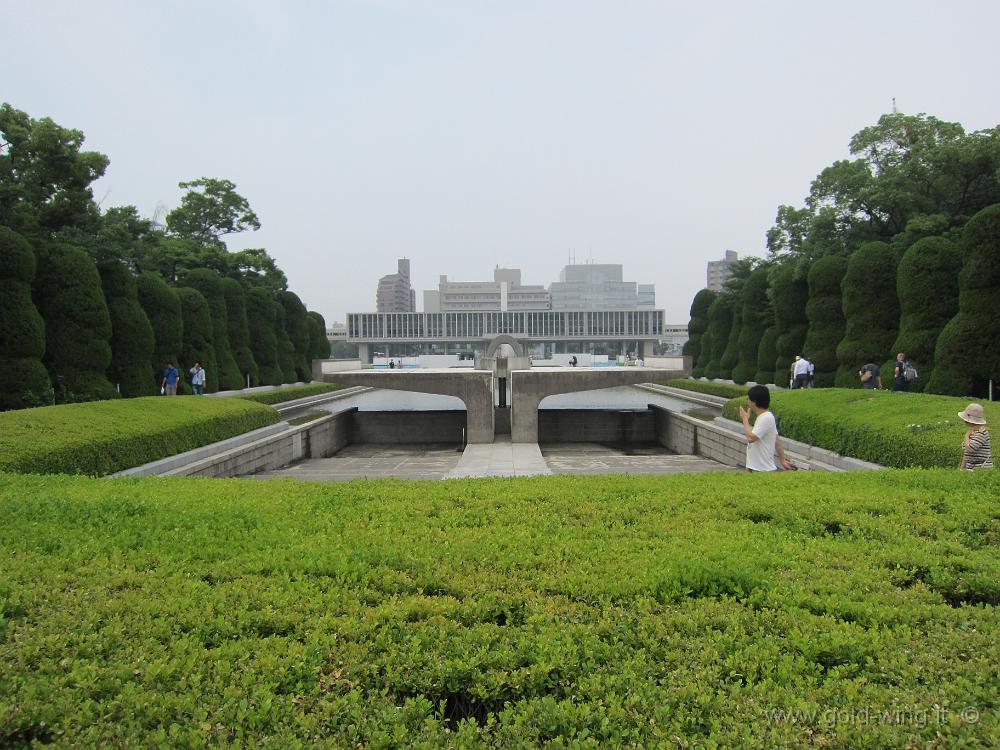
[
  {"x1": 542, "y1": 442, "x2": 735, "y2": 475},
  {"x1": 446, "y1": 436, "x2": 552, "y2": 478},
  {"x1": 253, "y1": 443, "x2": 463, "y2": 481}
]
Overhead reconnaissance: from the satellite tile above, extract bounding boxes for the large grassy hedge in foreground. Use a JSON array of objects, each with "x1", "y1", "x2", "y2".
[
  {"x1": 723, "y1": 388, "x2": 1000, "y2": 468},
  {"x1": 0, "y1": 397, "x2": 279, "y2": 475},
  {"x1": 1, "y1": 471, "x2": 997, "y2": 748}
]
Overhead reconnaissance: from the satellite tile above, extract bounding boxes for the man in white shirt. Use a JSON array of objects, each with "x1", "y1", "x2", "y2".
[
  {"x1": 739, "y1": 385, "x2": 794, "y2": 472},
  {"x1": 792, "y1": 355, "x2": 810, "y2": 389}
]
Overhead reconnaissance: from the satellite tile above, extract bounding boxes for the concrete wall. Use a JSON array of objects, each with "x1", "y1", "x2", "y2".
[
  {"x1": 349, "y1": 410, "x2": 465, "y2": 444},
  {"x1": 538, "y1": 409, "x2": 655, "y2": 444}
]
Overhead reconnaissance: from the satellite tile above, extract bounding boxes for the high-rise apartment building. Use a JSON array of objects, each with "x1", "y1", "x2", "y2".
[
  {"x1": 706, "y1": 250, "x2": 738, "y2": 292},
  {"x1": 376, "y1": 258, "x2": 416, "y2": 312}
]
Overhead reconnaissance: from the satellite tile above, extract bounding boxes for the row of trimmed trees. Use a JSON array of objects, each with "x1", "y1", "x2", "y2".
[{"x1": 685, "y1": 203, "x2": 1000, "y2": 397}]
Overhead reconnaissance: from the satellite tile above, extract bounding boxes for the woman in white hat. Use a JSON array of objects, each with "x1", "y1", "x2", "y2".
[{"x1": 958, "y1": 403, "x2": 992, "y2": 470}]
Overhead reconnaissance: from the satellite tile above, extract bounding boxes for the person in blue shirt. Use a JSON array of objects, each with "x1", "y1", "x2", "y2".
[{"x1": 161, "y1": 362, "x2": 180, "y2": 395}]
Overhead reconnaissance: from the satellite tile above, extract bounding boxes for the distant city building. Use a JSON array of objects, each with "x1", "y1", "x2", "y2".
[
  {"x1": 376, "y1": 258, "x2": 416, "y2": 312},
  {"x1": 658, "y1": 324, "x2": 689, "y2": 356},
  {"x1": 706, "y1": 250, "x2": 738, "y2": 292},
  {"x1": 423, "y1": 267, "x2": 550, "y2": 312},
  {"x1": 549, "y1": 263, "x2": 654, "y2": 311}
]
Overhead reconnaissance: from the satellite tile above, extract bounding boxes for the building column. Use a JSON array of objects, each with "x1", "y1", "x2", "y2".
[{"x1": 358, "y1": 343, "x2": 370, "y2": 363}]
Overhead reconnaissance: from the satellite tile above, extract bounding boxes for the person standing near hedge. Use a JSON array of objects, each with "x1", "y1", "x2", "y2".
[
  {"x1": 739, "y1": 384, "x2": 794, "y2": 472},
  {"x1": 189, "y1": 362, "x2": 206, "y2": 395},
  {"x1": 859, "y1": 362, "x2": 882, "y2": 389},
  {"x1": 893, "y1": 352, "x2": 911, "y2": 392},
  {"x1": 160, "y1": 362, "x2": 180, "y2": 396},
  {"x1": 959, "y1": 403, "x2": 992, "y2": 470}
]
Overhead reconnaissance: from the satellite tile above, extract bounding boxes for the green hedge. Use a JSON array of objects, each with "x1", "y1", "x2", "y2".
[
  {"x1": 771, "y1": 263, "x2": 809, "y2": 380},
  {"x1": 803, "y1": 255, "x2": 848, "y2": 387},
  {"x1": 732, "y1": 266, "x2": 771, "y2": 384},
  {"x1": 722, "y1": 388, "x2": 999, "y2": 468},
  {"x1": 703, "y1": 296, "x2": 734, "y2": 379},
  {"x1": 1, "y1": 470, "x2": 997, "y2": 747},
  {"x1": 136, "y1": 272, "x2": 183, "y2": 390},
  {"x1": 0, "y1": 397, "x2": 279, "y2": 475},
  {"x1": 234, "y1": 382, "x2": 346, "y2": 405},
  {"x1": 184, "y1": 269, "x2": 243, "y2": 391},
  {"x1": 684, "y1": 288, "x2": 716, "y2": 365},
  {"x1": 100, "y1": 260, "x2": 156, "y2": 397},
  {"x1": 222, "y1": 277, "x2": 259, "y2": 387},
  {"x1": 662, "y1": 379, "x2": 750, "y2": 399}
]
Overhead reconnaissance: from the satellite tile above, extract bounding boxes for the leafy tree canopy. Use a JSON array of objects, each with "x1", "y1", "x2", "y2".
[{"x1": 166, "y1": 178, "x2": 260, "y2": 247}]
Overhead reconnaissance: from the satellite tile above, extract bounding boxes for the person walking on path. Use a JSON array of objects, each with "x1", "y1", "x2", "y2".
[
  {"x1": 739, "y1": 384, "x2": 794, "y2": 472},
  {"x1": 958, "y1": 403, "x2": 992, "y2": 470},
  {"x1": 161, "y1": 362, "x2": 180, "y2": 396},
  {"x1": 792, "y1": 355, "x2": 810, "y2": 389},
  {"x1": 189, "y1": 362, "x2": 206, "y2": 395},
  {"x1": 859, "y1": 362, "x2": 882, "y2": 389},
  {"x1": 893, "y1": 352, "x2": 912, "y2": 392}
]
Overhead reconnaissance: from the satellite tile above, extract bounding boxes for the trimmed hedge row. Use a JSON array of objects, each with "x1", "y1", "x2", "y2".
[
  {"x1": 234, "y1": 382, "x2": 346, "y2": 405},
  {"x1": 0, "y1": 397, "x2": 279, "y2": 475},
  {"x1": 722, "y1": 388, "x2": 999, "y2": 468},
  {"x1": 1, "y1": 470, "x2": 997, "y2": 747},
  {"x1": 662, "y1": 379, "x2": 750, "y2": 399}
]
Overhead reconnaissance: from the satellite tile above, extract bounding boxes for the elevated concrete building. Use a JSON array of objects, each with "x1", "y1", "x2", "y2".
[
  {"x1": 707, "y1": 250, "x2": 738, "y2": 293},
  {"x1": 376, "y1": 258, "x2": 416, "y2": 312},
  {"x1": 423, "y1": 267, "x2": 549, "y2": 312}
]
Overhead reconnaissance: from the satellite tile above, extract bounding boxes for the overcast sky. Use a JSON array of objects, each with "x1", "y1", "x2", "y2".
[{"x1": 5, "y1": 1, "x2": 999, "y2": 324}]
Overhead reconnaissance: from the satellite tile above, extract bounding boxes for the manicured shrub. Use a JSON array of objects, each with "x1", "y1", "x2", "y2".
[
  {"x1": 99, "y1": 260, "x2": 156, "y2": 397},
  {"x1": 691, "y1": 326, "x2": 711, "y2": 378},
  {"x1": 33, "y1": 242, "x2": 117, "y2": 403},
  {"x1": 771, "y1": 263, "x2": 809, "y2": 379},
  {"x1": 307, "y1": 310, "x2": 331, "y2": 360},
  {"x1": 732, "y1": 266, "x2": 771, "y2": 384},
  {"x1": 662, "y1": 378, "x2": 750, "y2": 399},
  {"x1": 0, "y1": 396, "x2": 278, "y2": 475},
  {"x1": 702, "y1": 296, "x2": 733, "y2": 379},
  {"x1": 718, "y1": 302, "x2": 741, "y2": 380},
  {"x1": 136, "y1": 272, "x2": 183, "y2": 390},
  {"x1": 183, "y1": 269, "x2": 242, "y2": 390},
  {"x1": 803, "y1": 255, "x2": 848, "y2": 387},
  {"x1": 683, "y1": 288, "x2": 716, "y2": 364},
  {"x1": 246, "y1": 287, "x2": 283, "y2": 385},
  {"x1": 279, "y1": 291, "x2": 312, "y2": 381},
  {"x1": 222, "y1": 277, "x2": 258, "y2": 387},
  {"x1": 722, "y1": 388, "x2": 998, "y2": 468},
  {"x1": 235, "y1": 382, "x2": 345, "y2": 405},
  {"x1": 0, "y1": 227, "x2": 51, "y2": 409},
  {"x1": 273, "y1": 300, "x2": 298, "y2": 383},
  {"x1": 754, "y1": 326, "x2": 778, "y2": 385},
  {"x1": 929, "y1": 204, "x2": 1000, "y2": 396},
  {"x1": 835, "y1": 242, "x2": 901, "y2": 386},
  {"x1": 888, "y1": 236, "x2": 961, "y2": 392},
  {"x1": 176, "y1": 287, "x2": 218, "y2": 392}
]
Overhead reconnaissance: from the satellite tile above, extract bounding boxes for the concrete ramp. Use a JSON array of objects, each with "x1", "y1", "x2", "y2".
[{"x1": 447, "y1": 436, "x2": 551, "y2": 478}]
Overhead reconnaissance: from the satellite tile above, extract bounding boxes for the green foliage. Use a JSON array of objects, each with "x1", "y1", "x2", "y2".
[
  {"x1": 771, "y1": 263, "x2": 809, "y2": 377},
  {"x1": 662, "y1": 379, "x2": 750, "y2": 399},
  {"x1": 0, "y1": 397, "x2": 277, "y2": 475},
  {"x1": 930, "y1": 204, "x2": 1000, "y2": 396},
  {"x1": 1, "y1": 470, "x2": 999, "y2": 747},
  {"x1": 176, "y1": 287, "x2": 218, "y2": 393},
  {"x1": 33, "y1": 242, "x2": 117, "y2": 403},
  {"x1": 307, "y1": 310, "x2": 332, "y2": 360},
  {"x1": 273, "y1": 300, "x2": 298, "y2": 384},
  {"x1": 702, "y1": 296, "x2": 733, "y2": 379},
  {"x1": 165, "y1": 178, "x2": 260, "y2": 247},
  {"x1": 890, "y1": 236, "x2": 961, "y2": 391},
  {"x1": 246, "y1": 288, "x2": 282, "y2": 385},
  {"x1": 279, "y1": 291, "x2": 312, "y2": 381},
  {"x1": 834, "y1": 241, "x2": 901, "y2": 386},
  {"x1": 136, "y1": 272, "x2": 183, "y2": 385},
  {"x1": 803, "y1": 255, "x2": 848, "y2": 387},
  {"x1": 234, "y1": 382, "x2": 346, "y2": 405},
  {"x1": 683, "y1": 288, "x2": 716, "y2": 362},
  {"x1": 723, "y1": 388, "x2": 999, "y2": 468},
  {"x1": 0, "y1": 227, "x2": 51, "y2": 409},
  {"x1": 221, "y1": 277, "x2": 258, "y2": 387},
  {"x1": 99, "y1": 261, "x2": 156, "y2": 397},
  {"x1": 754, "y1": 326, "x2": 778, "y2": 385},
  {"x1": 732, "y1": 266, "x2": 771, "y2": 384},
  {"x1": 183, "y1": 269, "x2": 242, "y2": 390}
]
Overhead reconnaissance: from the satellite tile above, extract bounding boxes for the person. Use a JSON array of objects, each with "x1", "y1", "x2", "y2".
[
  {"x1": 739, "y1": 384, "x2": 794, "y2": 472},
  {"x1": 806, "y1": 357, "x2": 816, "y2": 388},
  {"x1": 189, "y1": 362, "x2": 206, "y2": 395},
  {"x1": 858, "y1": 362, "x2": 881, "y2": 389},
  {"x1": 893, "y1": 352, "x2": 910, "y2": 392},
  {"x1": 958, "y1": 403, "x2": 992, "y2": 470},
  {"x1": 388, "y1": 359, "x2": 395, "y2": 369},
  {"x1": 160, "y1": 361, "x2": 180, "y2": 396},
  {"x1": 789, "y1": 356, "x2": 799, "y2": 388},
  {"x1": 792, "y1": 355, "x2": 810, "y2": 389},
  {"x1": 570, "y1": 355, "x2": 578, "y2": 367}
]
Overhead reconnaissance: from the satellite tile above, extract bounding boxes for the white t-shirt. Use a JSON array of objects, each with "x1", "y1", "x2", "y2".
[{"x1": 746, "y1": 410, "x2": 778, "y2": 471}]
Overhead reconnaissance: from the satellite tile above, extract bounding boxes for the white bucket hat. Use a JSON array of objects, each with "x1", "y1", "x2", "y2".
[{"x1": 958, "y1": 403, "x2": 987, "y2": 425}]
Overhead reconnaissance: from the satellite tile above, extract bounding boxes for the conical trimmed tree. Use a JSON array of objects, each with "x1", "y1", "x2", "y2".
[
  {"x1": 99, "y1": 260, "x2": 156, "y2": 396},
  {"x1": 247, "y1": 288, "x2": 282, "y2": 385},
  {"x1": 307, "y1": 311, "x2": 331, "y2": 361},
  {"x1": 183, "y1": 269, "x2": 242, "y2": 390},
  {"x1": 683, "y1": 289, "x2": 716, "y2": 367},
  {"x1": 703, "y1": 296, "x2": 734, "y2": 380},
  {"x1": 176, "y1": 287, "x2": 218, "y2": 392},
  {"x1": 0, "y1": 227, "x2": 51, "y2": 409},
  {"x1": 274, "y1": 300, "x2": 297, "y2": 384},
  {"x1": 732, "y1": 266, "x2": 771, "y2": 384},
  {"x1": 754, "y1": 326, "x2": 778, "y2": 385},
  {"x1": 771, "y1": 263, "x2": 809, "y2": 379},
  {"x1": 279, "y1": 291, "x2": 312, "y2": 381},
  {"x1": 137, "y1": 273, "x2": 184, "y2": 393},
  {"x1": 802, "y1": 255, "x2": 848, "y2": 388},
  {"x1": 222, "y1": 277, "x2": 258, "y2": 387}
]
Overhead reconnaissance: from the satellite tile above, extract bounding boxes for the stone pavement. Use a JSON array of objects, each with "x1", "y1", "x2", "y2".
[
  {"x1": 253, "y1": 443, "x2": 463, "y2": 481},
  {"x1": 541, "y1": 442, "x2": 736, "y2": 475},
  {"x1": 446, "y1": 436, "x2": 552, "y2": 478}
]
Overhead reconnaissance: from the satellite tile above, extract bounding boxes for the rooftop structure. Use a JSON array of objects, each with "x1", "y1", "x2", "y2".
[
  {"x1": 424, "y1": 267, "x2": 550, "y2": 312},
  {"x1": 549, "y1": 263, "x2": 654, "y2": 311}
]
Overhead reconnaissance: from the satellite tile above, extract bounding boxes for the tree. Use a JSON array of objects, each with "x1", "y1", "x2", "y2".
[
  {"x1": 222, "y1": 277, "x2": 258, "y2": 386},
  {"x1": 0, "y1": 227, "x2": 51, "y2": 409},
  {"x1": 771, "y1": 263, "x2": 809, "y2": 378},
  {"x1": 732, "y1": 266, "x2": 772, "y2": 384},
  {"x1": 166, "y1": 178, "x2": 260, "y2": 247},
  {"x1": 835, "y1": 242, "x2": 901, "y2": 386},
  {"x1": 802, "y1": 255, "x2": 848, "y2": 387},
  {"x1": 183, "y1": 268, "x2": 242, "y2": 390},
  {"x1": 273, "y1": 300, "x2": 297, "y2": 383},
  {"x1": 176, "y1": 287, "x2": 218, "y2": 392},
  {"x1": 231, "y1": 248, "x2": 288, "y2": 292},
  {"x1": 929, "y1": 204, "x2": 1000, "y2": 396},
  {"x1": 683, "y1": 289, "x2": 716, "y2": 365},
  {"x1": 889, "y1": 236, "x2": 961, "y2": 391},
  {"x1": 247, "y1": 288, "x2": 282, "y2": 385},
  {"x1": 754, "y1": 327, "x2": 778, "y2": 385},
  {"x1": 0, "y1": 103, "x2": 108, "y2": 238},
  {"x1": 307, "y1": 311, "x2": 331, "y2": 361},
  {"x1": 99, "y1": 260, "x2": 156, "y2": 396},
  {"x1": 703, "y1": 296, "x2": 734, "y2": 380},
  {"x1": 279, "y1": 291, "x2": 312, "y2": 381},
  {"x1": 136, "y1": 272, "x2": 183, "y2": 389},
  {"x1": 33, "y1": 242, "x2": 117, "y2": 402}
]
